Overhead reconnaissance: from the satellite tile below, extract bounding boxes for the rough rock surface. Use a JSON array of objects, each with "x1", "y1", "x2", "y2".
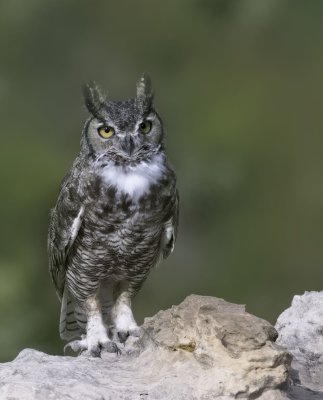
[
  {"x1": 276, "y1": 291, "x2": 323, "y2": 399},
  {"x1": 0, "y1": 295, "x2": 291, "y2": 400}
]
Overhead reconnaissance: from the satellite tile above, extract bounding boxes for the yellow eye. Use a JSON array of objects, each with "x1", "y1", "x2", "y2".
[
  {"x1": 139, "y1": 120, "x2": 152, "y2": 134},
  {"x1": 98, "y1": 126, "x2": 115, "y2": 139}
]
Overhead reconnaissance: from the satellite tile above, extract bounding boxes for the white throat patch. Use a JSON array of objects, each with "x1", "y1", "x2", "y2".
[{"x1": 101, "y1": 154, "x2": 164, "y2": 198}]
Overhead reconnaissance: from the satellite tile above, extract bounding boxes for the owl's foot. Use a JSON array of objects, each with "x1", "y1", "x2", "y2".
[
  {"x1": 117, "y1": 326, "x2": 142, "y2": 344},
  {"x1": 112, "y1": 291, "x2": 141, "y2": 344},
  {"x1": 65, "y1": 336, "x2": 121, "y2": 357}
]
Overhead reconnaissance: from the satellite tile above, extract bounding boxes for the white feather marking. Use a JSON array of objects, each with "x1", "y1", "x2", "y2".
[
  {"x1": 85, "y1": 297, "x2": 111, "y2": 347},
  {"x1": 70, "y1": 206, "x2": 84, "y2": 241},
  {"x1": 162, "y1": 219, "x2": 175, "y2": 252},
  {"x1": 114, "y1": 304, "x2": 138, "y2": 332},
  {"x1": 165, "y1": 225, "x2": 174, "y2": 243},
  {"x1": 101, "y1": 154, "x2": 164, "y2": 198}
]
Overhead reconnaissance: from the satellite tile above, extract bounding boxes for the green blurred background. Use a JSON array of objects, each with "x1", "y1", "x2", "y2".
[{"x1": 1, "y1": 0, "x2": 323, "y2": 361}]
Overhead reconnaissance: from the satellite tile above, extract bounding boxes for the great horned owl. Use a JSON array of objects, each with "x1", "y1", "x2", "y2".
[{"x1": 48, "y1": 75, "x2": 179, "y2": 356}]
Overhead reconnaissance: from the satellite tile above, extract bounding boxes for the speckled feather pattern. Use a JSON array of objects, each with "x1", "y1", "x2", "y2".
[
  {"x1": 65, "y1": 152, "x2": 177, "y2": 301},
  {"x1": 48, "y1": 148, "x2": 178, "y2": 300}
]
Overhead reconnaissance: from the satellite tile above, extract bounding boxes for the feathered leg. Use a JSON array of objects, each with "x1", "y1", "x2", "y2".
[
  {"x1": 111, "y1": 281, "x2": 141, "y2": 344},
  {"x1": 66, "y1": 294, "x2": 120, "y2": 357}
]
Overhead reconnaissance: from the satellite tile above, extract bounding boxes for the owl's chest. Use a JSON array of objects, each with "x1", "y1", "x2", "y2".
[
  {"x1": 98, "y1": 156, "x2": 165, "y2": 201},
  {"x1": 100, "y1": 168, "x2": 155, "y2": 199},
  {"x1": 84, "y1": 176, "x2": 166, "y2": 248},
  {"x1": 81, "y1": 159, "x2": 175, "y2": 259},
  {"x1": 85, "y1": 155, "x2": 174, "y2": 228}
]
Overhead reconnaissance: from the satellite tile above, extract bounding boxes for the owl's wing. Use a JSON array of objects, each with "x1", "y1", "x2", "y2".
[
  {"x1": 162, "y1": 189, "x2": 179, "y2": 259},
  {"x1": 48, "y1": 170, "x2": 85, "y2": 301}
]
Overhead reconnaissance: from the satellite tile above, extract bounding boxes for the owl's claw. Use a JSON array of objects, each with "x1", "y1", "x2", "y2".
[
  {"x1": 64, "y1": 339, "x2": 87, "y2": 354},
  {"x1": 117, "y1": 327, "x2": 142, "y2": 344},
  {"x1": 118, "y1": 331, "x2": 129, "y2": 344},
  {"x1": 90, "y1": 346, "x2": 102, "y2": 358},
  {"x1": 104, "y1": 341, "x2": 121, "y2": 355}
]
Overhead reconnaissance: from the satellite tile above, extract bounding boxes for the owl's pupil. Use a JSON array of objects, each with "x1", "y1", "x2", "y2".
[
  {"x1": 105, "y1": 127, "x2": 110, "y2": 133},
  {"x1": 140, "y1": 123, "x2": 145, "y2": 129}
]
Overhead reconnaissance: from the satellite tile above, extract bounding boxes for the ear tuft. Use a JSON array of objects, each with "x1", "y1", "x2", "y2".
[
  {"x1": 136, "y1": 73, "x2": 154, "y2": 110},
  {"x1": 82, "y1": 81, "x2": 106, "y2": 116}
]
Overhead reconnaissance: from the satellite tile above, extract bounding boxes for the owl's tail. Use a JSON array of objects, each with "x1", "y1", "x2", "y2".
[{"x1": 59, "y1": 285, "x2": 87, "y2": 341}]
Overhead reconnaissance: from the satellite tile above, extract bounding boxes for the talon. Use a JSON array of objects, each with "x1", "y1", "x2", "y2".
[
  {"x1": 90, "y1": 346, "x2": 102, "y2": 358},
  {"x1": 63, "y1": 343, "x2": 70, "y2": 354},
  {"x1": 64, "y1": 339, "x2": 86, "y2": 354},
  {"x1": 118, "y1": 331, "x2": 129, "y2": 344},
  {"x1": 104, "y1": 341, "x2": 121, "y2": 355}
]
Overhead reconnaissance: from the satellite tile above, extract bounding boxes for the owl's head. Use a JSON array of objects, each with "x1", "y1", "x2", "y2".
[{"x1": 81, "y1": 74, "x2": 164, "y2": 164}]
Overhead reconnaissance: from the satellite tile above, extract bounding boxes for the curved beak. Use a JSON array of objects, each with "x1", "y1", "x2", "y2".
[{"x1": 121, "y1": 135, "x2": 135, "y2": 156}]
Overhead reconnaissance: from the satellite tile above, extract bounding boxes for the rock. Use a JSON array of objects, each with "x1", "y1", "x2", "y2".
[
  {"x1": 0, "y1": 295, "x2": 291, "y2": 400},
  {"x1": 276, "y1": 291, "x2": 323, "y2": 399}
]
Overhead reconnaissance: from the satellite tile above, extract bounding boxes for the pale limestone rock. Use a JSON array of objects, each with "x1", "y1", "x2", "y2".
[
  {"x1": 0, "y1": 295, "x2": 291, "y2": 399},
  {"x1": 276, "y1": 291, "x2": 323, "y2": 399}
]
